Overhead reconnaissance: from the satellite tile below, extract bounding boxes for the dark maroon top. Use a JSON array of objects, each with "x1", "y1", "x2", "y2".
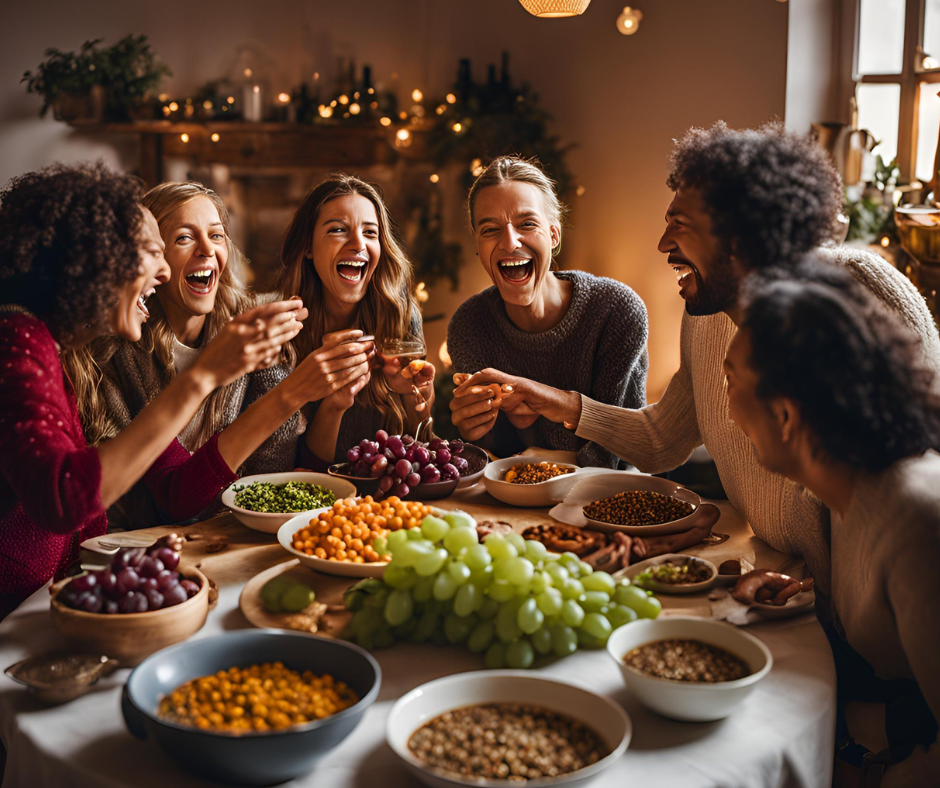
[{"x1": 0, "y1": 312, "x2": 237, "y2": 617}]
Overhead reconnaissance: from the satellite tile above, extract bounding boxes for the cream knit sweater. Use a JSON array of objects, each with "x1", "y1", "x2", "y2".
[{"x1": 576, "y1": 246, "x2": 940, "y2": 604}]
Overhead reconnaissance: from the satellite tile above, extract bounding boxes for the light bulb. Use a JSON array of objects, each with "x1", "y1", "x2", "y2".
[
  {"x1": 210, "y1": 133, "x2": 220, "y2": 142},
  {"x1": 616, "y1": 6, "x2": 642, "y2": 35},
  {"x1": 412, "y1": 89, "x2": 424, "y2": 102}
]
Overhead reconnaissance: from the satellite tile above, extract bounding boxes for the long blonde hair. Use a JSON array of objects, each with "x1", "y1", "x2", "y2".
[
  {"x1": 70, "y1": 182, "x2": 254, "y2": 448},
  {"x1": 278, "y1": 173, "x2": 418, "y2": 434}
]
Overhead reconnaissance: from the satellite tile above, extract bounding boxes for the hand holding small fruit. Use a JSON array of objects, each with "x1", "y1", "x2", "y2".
[
  {"x1": 293, "y1": 328, "x2": 374, "y2": 406},
  {"x1": 382, "y1": 357, "x2": 436, "y2": 413}
]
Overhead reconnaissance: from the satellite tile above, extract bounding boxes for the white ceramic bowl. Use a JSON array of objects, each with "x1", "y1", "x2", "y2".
[
  {"x1": 607, "y1": 617, "x2": 772, "y2": 722},
  {"x1": 619, "y1": 553, "x2": 717, "y2": 595},
  {"x1": 277, "y1": 510, "x2": 388, "y2": 578},
  {"x1": 222, "y1": 472, "x2": 356, "y2": 534},
  {"x1": 582, "y1": 475, "x2": 701, "y2": 536},
  {"x1": 483, "y1": 456, "x2": 582, "y2": 507},
  {"x1": 386, "y1": 671, "x2": 632, "y2": 788}
]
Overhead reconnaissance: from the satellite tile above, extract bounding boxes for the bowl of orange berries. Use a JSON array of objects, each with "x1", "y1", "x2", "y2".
[{"x1": 277, "y1": 496, "x2": 436, "y2": 577}]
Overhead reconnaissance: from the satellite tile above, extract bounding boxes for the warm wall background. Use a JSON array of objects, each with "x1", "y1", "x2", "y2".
[{"x1": 0, "y1": 0, "x2": 791, "y2": 399}]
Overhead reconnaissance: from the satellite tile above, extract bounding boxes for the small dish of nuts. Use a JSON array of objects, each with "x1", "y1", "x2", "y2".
[
  {"x1": 386, "y1": 670, "x2": 632, "y2": 787},
  {"x1": 483, "y1": 457, "x2": 584, "y2": 508}
]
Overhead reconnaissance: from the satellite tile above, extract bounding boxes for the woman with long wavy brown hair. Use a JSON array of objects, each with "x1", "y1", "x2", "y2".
[
  {"x1": 73, "y1": 181, "x2": 370, "y2": 525},
  {"x1": 278, "y1": 173, "x2": 435, "y2": 465}
]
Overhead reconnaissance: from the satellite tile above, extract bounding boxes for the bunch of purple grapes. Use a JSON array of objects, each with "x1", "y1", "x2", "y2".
[
  {"x1": 344, "y1": 430, "x2": 471, "y2": 498},
  {"x1": 58, "y1": 535, "x2": 200, "y2": 615}
]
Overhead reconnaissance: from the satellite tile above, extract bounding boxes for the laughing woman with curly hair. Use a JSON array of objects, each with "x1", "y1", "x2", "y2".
[{"x1": 0, "y1": 163, "x2": 301, "y2": 616}]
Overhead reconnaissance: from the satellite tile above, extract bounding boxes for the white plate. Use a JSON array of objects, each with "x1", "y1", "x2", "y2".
[
  {"x1": 619, "y1": 553, "x2": 717, "y2": 595},
  {"x1": 221, "y1": 472, "x2": 356, "y2": 534},
  {"x1": 277, "y1": 509, "x2": 389, "y2": 578},
  {"x1": 753, "y1": 589, "x2": 816, "y2": 619},
  {"x1": 581, "y1": 475, "x2": 702, "y2": 536},
  {"x1": 483, "y1": 456, "x2": 584, "y2": 507},
  {"x1": 276, "y1": 504, "x2": 460, "y2": 578},
  {"x1": 386, "y1": 671, "x2": 632, "y2": 788}
]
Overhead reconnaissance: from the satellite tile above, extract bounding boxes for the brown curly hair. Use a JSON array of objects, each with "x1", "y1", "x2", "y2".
[
  {"x1": 667, "y1": 122, "x2": 844, "y2": 269},
  {"x1": 0, "y1": 162, "x2": 144, "y2": 344}
]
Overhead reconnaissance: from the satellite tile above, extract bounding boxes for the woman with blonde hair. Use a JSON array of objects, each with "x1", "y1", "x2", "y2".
[
  {"x1": 278, "y1": 173, "x2": 434, "y2": 466},
  {"x1": 76, "y1": 181, "x2": 370, "y2": 525},
  {"x1": 448, "y1": 156, "x2": 648, "y2": 467}
]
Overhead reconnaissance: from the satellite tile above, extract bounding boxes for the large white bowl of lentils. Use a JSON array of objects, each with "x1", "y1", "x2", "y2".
[{"x1": 386, "y1": 671, "x2": 631, "y2": 787}]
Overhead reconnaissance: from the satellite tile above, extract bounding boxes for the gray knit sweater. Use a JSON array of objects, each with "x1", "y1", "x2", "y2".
[
  {"x1": 576, "y1": 245, "x2": 940, "y2": 607},
  {"x1": 447, "y1": 270, "x2": 648, "y2": 468}
]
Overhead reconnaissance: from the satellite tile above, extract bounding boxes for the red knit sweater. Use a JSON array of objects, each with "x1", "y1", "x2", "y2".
[{"x1": 0, "y1": 312, "x2": 237, "y2": 617}]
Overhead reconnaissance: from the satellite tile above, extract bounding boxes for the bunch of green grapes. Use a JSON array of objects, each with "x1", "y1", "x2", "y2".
[{"x1": 343, "y1": 511, "x2": 661, "y2": 668}]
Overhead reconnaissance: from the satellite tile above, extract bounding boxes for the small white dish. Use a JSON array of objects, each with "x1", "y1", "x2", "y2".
[
  {"x1": 620, "y1": 553, "x2": 717, "y2": 595},
  {"x1": 581, "y1": 476, "x2": 701, "y2": 536},
  {"x1": 222, "y1": 472, "x2": 356, "y2": 534},
  {"x1": 386, "y1": 670, "x2": 632, "y2": 788},
  {"x1": 607, "y1": 617, "x2": 773, "y2": 722},
  {"x1": 752, "y1": 589, "x2": 816, "y2": 619},
  {"x1": 277, "y1": 510, "x2": 388, "y2": 578},
  {"x1": 455, "y1": 444, "x2": 489, "y2": 490},
  {"x1": 483, "y1": 456, "x2": 583, "y2": 507}
]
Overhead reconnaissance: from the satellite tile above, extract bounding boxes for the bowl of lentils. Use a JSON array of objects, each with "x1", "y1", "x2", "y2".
[
  {"x1": 607, "y1": 617, "x2": 772, "y2": 722},
  {"x1": 483, "y1": 457, "x2": 582, "y2": 508},
  {"x1": 386, "y1": 670, "x2": 631, "y2": 787},
  {"x1": 221, "y1": 472, "x2": 357, "y2": 534},
  {"x1": 582, "y1": 475, "x2": 701, "y2": 536}
]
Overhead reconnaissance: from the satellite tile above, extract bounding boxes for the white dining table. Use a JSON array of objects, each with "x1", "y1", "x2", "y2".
[{"x1": 0, "y1": 482, "x2": 836, "y2": 788}]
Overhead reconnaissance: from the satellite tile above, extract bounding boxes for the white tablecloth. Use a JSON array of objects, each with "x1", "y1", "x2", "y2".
[{"x1": 0, "y1": 493, "x2": 836, "y2": 788}]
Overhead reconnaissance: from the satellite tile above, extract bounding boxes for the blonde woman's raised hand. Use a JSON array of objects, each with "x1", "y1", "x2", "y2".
[
  {"x1": 193, "y1": 300, "x2": 306, "y2": 390},
  {"x1": 290, "y1": 329, "x2": 374, "y2": 405}
]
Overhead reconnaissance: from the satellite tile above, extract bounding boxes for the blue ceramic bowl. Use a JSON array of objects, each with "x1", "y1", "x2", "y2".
[{"x1": 122, "y1": 630, "x2": 381, "y2": 786}]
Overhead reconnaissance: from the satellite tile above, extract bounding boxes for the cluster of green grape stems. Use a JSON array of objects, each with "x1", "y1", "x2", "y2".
[{"x1": 343, "y1": 511, "x2": 662, "y2": 669}]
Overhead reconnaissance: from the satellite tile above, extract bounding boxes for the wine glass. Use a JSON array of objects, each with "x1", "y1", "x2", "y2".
[{"x1": 895, "y1": 202, "x2": 940, "y2": 324}]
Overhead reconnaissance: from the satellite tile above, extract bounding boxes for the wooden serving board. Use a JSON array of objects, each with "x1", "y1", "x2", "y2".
[{"x1": 239, "y1": 559, "x2": 354, "y2": 637}]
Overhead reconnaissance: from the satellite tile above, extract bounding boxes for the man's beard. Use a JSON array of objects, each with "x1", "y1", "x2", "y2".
[{"x1": 684, "y1": 263, "x2": 740, "y2": 317}]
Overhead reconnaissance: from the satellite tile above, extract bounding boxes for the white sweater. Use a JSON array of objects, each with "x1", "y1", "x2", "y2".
[{"x1": 576, "y1": 246, "x2": 940, "y2": 604}]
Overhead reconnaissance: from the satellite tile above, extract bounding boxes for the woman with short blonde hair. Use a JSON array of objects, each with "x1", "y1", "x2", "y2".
[{"x1": 448, "y1": 156, "x2": 648, "y2": 467}]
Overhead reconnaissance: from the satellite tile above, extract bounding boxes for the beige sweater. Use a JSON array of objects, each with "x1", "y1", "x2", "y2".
[
  {"x1": 833, "y1": 450, "x2": 940, "y2": 787},
  {"x1": 576, "y1": 246, "x2": 940, "y2": 604}
]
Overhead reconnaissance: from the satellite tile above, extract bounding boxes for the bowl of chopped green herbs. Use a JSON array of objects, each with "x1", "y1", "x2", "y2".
[{"x1": 222, "y1": 473, "x2": 357, "y2": 534}]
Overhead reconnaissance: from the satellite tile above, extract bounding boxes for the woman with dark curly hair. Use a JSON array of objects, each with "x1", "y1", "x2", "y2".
[
  {"x1": 725, "y1": 259, "x2": 940, "y2": 787},
  {"x1": 0, "y1": 163, "x2": 304, "y2": 616}
]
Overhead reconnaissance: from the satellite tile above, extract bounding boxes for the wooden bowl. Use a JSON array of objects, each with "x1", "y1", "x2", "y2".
[{"x1": 50, "y1": 566, "x2": 211, "y2": 666}]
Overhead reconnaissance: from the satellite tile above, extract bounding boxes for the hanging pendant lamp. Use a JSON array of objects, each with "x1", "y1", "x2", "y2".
[{"x1": 518, "y1": 0, "x2": 591, "y2": 18}]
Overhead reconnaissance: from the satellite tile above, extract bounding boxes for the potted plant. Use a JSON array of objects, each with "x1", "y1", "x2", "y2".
[
  {"x1": 97, "y1": 35, "x2": 172, "y2": 121},
  {"x1": 22, "y1": 35, "x2": 172, "y2": 123},
  {"x1": 21, "y1": 39, "x2": 106, "y2": 122}
]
